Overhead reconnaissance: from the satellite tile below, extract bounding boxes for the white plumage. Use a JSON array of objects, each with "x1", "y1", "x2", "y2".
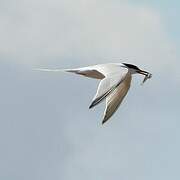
[{"x1": 36, "y1": 63, "x2": 152, "y2": 124}]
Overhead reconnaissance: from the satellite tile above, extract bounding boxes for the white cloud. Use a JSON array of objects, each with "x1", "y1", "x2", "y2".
[{"x1": 0, "y1": 0, "x2": 177, "y2": 71}]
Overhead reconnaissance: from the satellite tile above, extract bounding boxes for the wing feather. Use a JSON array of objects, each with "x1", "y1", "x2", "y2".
[
  {"x1": 35, "y1": 63, "x2": 131, "y2": 123},
  {"x1": 35, "y1": 63, "x2": 125, "y2": 79},
  {"x1": 89, "y1": 70, "x2": 128, "y2": 109},
  {"x1": 102, "y1": 73, "x2": 132, "y2": 124},
  {"x1": 66, "y1": 69, "x2": 105, "y2": 79}
]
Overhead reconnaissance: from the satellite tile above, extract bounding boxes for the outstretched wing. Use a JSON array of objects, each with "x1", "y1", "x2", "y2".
[
  {"x1": 65, "y1": 69, "x2": 105, "y2": 79},
  {"x1": 35, "y1": 63, "x2": 130, "y2": 120},
  {"x1": 102, "y1": 73, "x2": 132, "y2": 124},
  {"x1": 89, "y1": 71, "x2": 128, "y2": 109},
  {"x1": 35, "y1": 63, "x2": 125, "y2": 80}
]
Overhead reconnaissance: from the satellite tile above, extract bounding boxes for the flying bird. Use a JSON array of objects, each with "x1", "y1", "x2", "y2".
[{"x1": 36, "y1": 63, "x2": 152, "y2": 124}]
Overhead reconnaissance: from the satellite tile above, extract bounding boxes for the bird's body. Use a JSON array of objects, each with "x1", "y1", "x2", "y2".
[{"x1": 36, "y1": 63, "x2": 152, "y2": 124}]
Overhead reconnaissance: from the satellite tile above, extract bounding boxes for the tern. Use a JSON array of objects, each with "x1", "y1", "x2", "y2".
[{"x1": 36, "y1": 63, "x2": 152, "y2": 124}]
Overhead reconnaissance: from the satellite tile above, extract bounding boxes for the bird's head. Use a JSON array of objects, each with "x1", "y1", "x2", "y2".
[{"x1": 122, "y1": 63, "x2": 150, "y2": 76}]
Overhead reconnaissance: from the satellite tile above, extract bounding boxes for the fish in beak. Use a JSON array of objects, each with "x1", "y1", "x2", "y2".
[{"x1": 138, "y1": 70, "x2": 152, "y2": 84}]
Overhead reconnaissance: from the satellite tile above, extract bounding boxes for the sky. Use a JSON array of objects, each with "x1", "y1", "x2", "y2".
[{"x1": 0, "y1": 0, "x2": 180, "y2": 179}]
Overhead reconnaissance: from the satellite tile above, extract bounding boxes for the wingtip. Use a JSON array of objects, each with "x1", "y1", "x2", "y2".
[
  {"x1": 102, "y1": 121, "x2": 105, "y2": 125},
  {"x1": 102, "y1": 117, "x2": 108, "y2": 125},
  {"x1": 89, "y1": 99, "x2": 97, "y2": 109},
  {"x1": 89, "y1": 103, "x2": 94, "y2": 109}
]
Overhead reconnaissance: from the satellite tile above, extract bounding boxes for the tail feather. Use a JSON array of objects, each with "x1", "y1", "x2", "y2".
[
  {"x1": 34, "y1": 68, "x2": 77, "y2": 73},
  {"x1": 34, "y1": 67, "x2": 104, "y2": 79}
]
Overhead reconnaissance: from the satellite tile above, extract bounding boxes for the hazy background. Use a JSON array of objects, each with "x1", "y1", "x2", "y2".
[{"x1": 0, "y1": 0, "x2": 180, "y2": 179}]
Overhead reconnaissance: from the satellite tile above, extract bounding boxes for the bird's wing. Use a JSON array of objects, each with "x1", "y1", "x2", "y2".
[
  {"x1": 102, "y1": 73, "x2": 132, "y2": 124},
  {"x1": 89, "y1": 68, "x2": 128, "y2": 109},
  {"x1": 35, "y1": 67, "x2": 105, "y2": 79},
  {"x1": 65, "y1": 68, "x2": 105, "y2": 79},
  {"x1": 35, "y1": 63, "x2": 124, "y2": 80},
  {"x1": 36, "y1": 64, "x2": 129, "y2": 111}
]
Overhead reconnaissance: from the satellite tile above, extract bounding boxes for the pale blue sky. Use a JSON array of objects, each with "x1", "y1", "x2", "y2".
[
  {"x1": 128, "y1": 0, "x2": 180, "y2": 42},
  {"x1": 0, "y1": 0, "x2": 180, "y2": 179}
]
